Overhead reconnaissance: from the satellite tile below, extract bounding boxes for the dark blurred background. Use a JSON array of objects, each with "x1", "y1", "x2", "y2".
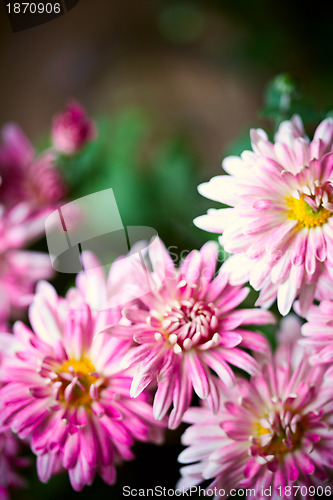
[
  {"x1": 2, "y1": 0, "x2": 333, "y2": 173},
  {"x1": 1, "y1": 0, "x2": 333, "y2": 498}
]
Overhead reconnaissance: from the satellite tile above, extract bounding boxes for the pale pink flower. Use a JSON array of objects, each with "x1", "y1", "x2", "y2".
[
  {"x1": 195, "y1": 115, "x2": 333, "y2": 315},
  {"x1": 0, "y1": 267, "x2": 164, "y2": 491},
  {"x1": 0, "y1": 429, "x2": 29, "y2": 500},
  {"x1": 178, "y1": 316, "x2": 333, "y2": 499},
  {"x1": 301, "y1": 299, "x2": 333, "y2": 364},
  {"x1": 51, "y1": 101, "x2": 96, "y2": 155},
  {"x1": 0, "y1": 124, "x2": 65, "y2": 211},
  {"x1": 0, "y1": 204, "x2": 53, "y2": 328},
  {"x1": 107, "y1": 239, "x2": 274, "y2": 429}
]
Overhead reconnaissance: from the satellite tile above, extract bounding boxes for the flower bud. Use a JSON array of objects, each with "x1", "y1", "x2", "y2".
[{"x1": 51, "y1": 101, "x2": 96, "y2": 155}]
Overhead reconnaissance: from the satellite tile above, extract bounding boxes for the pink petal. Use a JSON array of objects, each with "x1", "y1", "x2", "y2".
[{"x1": 185, "y1": 351, "x2": 210, "y2": 399}]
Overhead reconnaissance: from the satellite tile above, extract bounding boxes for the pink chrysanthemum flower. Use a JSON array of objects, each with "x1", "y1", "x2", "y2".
[
  {"x1": 178, "y1": 316, "x2": 333, "y2": 499},
  {"x1": 0, "y1": 270, "x2": 163, "y2": 491},
  {"x1": 195, "y1": 115, "x2": 333, "y2": 315},
  {"x1": 0, "y1": 429, "x2": 29, "y2": 500},
  {"x1": 107, "y1": 239, "x2": 274, "y2": 429},
  {"x1": 0, "y1": 204, "x2": 53, "y2": 328},
  {"x1": 0, "y1": 124, "x2": 65, "y2": 211},
  {"x1": 301, "y1": 299, "x2": 333, "y2": 365},
  {"x1": 51, "y1": 101, "x2": 96, "y2": 155}
]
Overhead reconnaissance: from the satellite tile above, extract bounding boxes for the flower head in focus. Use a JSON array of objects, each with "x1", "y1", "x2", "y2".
[
  {"x1": 51, "y1": 101, "x2": 96, "y2": 155},
  {"x1": 178, "y1": 316, "x2": 333, "y2": 499},
  {"x1": 107, "y1": 238, "x2": 274, "y2": 429},
  {"x1": 195, "y1": 115, "x2": 333, "y2": 315},
  {"x1": 0, "y1": 259, "x2": 164, "y2": 491}
]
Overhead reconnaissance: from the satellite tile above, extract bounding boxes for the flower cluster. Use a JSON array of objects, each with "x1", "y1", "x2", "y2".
[
  {"x1": 178, "y1": 317, "x2": 333, "y2": 498},
  {"x1": 0, "y1": 103, "x2": 96, "y2": 497},
  {"x1": 183, "y1": 114, "x2": 333, "y2": 497},
  {"x1": 2, "y1": 110, "x2": 333, "y2": 498}
]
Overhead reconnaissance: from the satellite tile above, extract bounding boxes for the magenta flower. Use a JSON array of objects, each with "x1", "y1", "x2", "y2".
[
  {"x1": 301, "y1": 299, "x2": 333, "y2": 364},
  {"x1": 51, "y1": 101, "x2": 96, "y2": 155},
  {"x1": 0, "y1": 277, "x2": 163, "y2": 491},
  {"x1": 195, "y1": 115, "x2": 333, "y2": 315},
  {"x1": 107, "y1": 239, "x2": 274, "y2": 429},
  {"x1": 0, "y1": 429, "x2": 29, "y2": 500},
  {"x1": 0, "y1": 124, "x2": 65, "y2": 211},
  {"x1": 178, "y1": 316, "x2": 333, "y2": 498},
  {"x1": 0, "y1": 205, "x2": 53, "y2": 328}
]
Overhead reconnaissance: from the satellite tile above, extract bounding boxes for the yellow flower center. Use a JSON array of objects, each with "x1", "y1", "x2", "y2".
[
  {"x1": 254, "y1": 422, "x2": 271, "y2": 436},
  {"x1": 56, "y1": 357, "x2": 100, "y2": 406},
  {"x1": 286, "y1": 193, "x2": 331, "y2": 229},
  {"x1": 253, "y1": 419, "x2": 303, "y2": 459}
]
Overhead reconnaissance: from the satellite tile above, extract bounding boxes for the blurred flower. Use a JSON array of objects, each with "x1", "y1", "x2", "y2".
[
  {"x1": 195, "y1": 115, "x2": 333, "y2": 315},
  {"x1": 0, "y1": 429, "x2": 29, "y2": 500},
  {"x1": 0, "y1": 258, "x2": 164, "y2": 491},
  {"x1": 0, "y1": 124, "x2": 65, "y2": 211},
  {"x1": 51, "y1": 101, "x2": 96, "y2": 155},
  {"x1": 0, "y1": 204, "x2": 53, "y2": 328},
  {"x1": 301, "y1": 299, "x2": 333, "y2": 364},
  {"x1": 107, "y1": 239, "x2": 274, "y2": 429},
  {"x1": 178, "y1": 316, "x2": 333, "y2": 498}
]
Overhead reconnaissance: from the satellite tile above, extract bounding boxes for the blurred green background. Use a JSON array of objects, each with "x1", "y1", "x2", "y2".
[{"x1": 1, "y1": 0, "x2": 333, "y2": 498}]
